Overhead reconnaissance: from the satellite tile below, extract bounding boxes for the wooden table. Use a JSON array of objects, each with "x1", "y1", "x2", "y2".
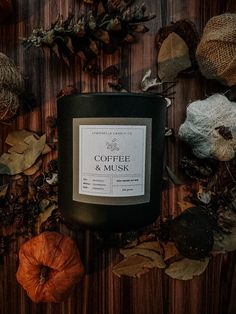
[{"x1": 0, "y1": 0, "x2": 236, "y2": 313}]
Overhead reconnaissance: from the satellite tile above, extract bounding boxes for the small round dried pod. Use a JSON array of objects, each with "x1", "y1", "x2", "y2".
[{"x1": 170, "y1": 206, "x2": 214, "y2": 259}]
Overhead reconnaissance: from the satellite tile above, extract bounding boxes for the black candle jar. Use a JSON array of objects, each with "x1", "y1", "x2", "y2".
[{"x1": 57, "y1": 93, "x2": 166, "y2": 231}]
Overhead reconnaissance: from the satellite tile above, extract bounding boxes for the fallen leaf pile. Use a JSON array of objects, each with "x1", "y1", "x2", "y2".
[
  {"x1": 112, "y1": 183, "x2": 236, "y2": 280},
  {"x1": 112, "y1": 238, "x2": 211, "y2": 280},
  {"x1": 0, "y1": 129, "x2": 61, "y2": 264},
  {"x1": 0, "y1": 130, "x2": 51, "y2": 175}
]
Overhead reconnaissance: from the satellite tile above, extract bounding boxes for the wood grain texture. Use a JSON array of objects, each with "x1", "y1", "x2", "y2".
[{"x1": 0, "y1": 0, "x2": 236, "y2": 313}]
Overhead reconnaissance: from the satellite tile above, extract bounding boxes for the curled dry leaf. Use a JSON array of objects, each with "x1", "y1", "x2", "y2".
[
  {"x1": 177, "y1": 201, "x2": 195, "y2": 213},
  {"x1": 23, "y1": 158, "x2": 43, "y2": 176},
  {"x1": 157, "y1": 32, "x2": 191, "y2": 81},
  {"x1": 0, "y1": 134, "x2": 46, "y2": 175},
  {"x1": 5, "y1": 130, "x2": 35, "y2": 146},
  {"x1": 113, "y1": 241, "x2": 166, "y2": 278},
  {"x1": 165, "y1": 258, "x2": 210, "y2": 280},
  {"x1": 35, "y1": 203, "x2": 58, "y2": 234},
  {"x1": 113, "y1": 255, "x2": 153, "y2": 278},
  {"x1": 162, "y1": 242, "x2": 179, "y2": 261}
]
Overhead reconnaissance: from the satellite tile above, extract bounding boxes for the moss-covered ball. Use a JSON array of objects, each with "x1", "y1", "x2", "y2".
[{"x1": 170, "y1": 207, "x2": 214, "y2": 259}]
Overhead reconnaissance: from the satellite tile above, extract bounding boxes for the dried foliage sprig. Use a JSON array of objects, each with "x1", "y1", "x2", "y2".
[{"x1": 22, "y1": 1, "x2": 156, "y2": 69}]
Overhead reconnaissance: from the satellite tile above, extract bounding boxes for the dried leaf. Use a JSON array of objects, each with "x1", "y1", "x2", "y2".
[
  {"x1": 162, "y1": 242, "x2": 179, "y2": 261},
  {"x1": 0, "y1": 135, "x2": 46, "y2": 175},
  {"x1": 134, "y1": 241, "x2": 161, "y2": 252},
  {"x1": 165, "y1": 258, "x2": 209, "y2": 280},
  {"x1": 158, "y1": 32, "x2": 191, "y2": 81},
  {"x1": 23, "y1": 158, "x2": 42, "y2": 176},
  {"x1": 213, "y1": 228, "x2": 236, "y2": 252},
  {"x1": 0, "y1": 184, "x2": 8, "y2": 198},
  {"x1": 42, "y1": 144, "x2": 52, "y2": 155},
  {"x1": 112, "y1": 255, "x2": 152, "y2": 278},
  {"x1": 8, "y1": 143, "x2": 28, "y2": 154},
  {"x1": 177, "y1": 201, "x2": 195, "y2": 212},
  {"x1": 5, "y1": 130, "x2": 35, "y2": 146},
  {"x1": 94, "y1": 29, "x2": 110, "y2": 44},
  {"x1": 120, "y1": 248, "x2": 165, "y2": 268},
  {"x1": 113, "y1": 241, "x2": 166, "y2": 278},
  {"x1": 35, "y1": 203, "x2": 58, "y2": 234}
]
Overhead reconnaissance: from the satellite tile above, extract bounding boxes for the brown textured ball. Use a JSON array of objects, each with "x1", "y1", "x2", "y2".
[{"x1": 196, "y1": 13, "x2": 236, "y2": 86}]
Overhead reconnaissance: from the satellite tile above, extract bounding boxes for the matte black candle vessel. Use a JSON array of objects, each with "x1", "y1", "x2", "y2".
[{"x1": 57, "y1": 93, "x2": 166, "y2": 232}]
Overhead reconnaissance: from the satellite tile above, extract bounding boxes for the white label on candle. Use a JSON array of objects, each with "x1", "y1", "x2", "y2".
[{"x1": 79, "y1": 125, "x2": 146, "y2": 197}]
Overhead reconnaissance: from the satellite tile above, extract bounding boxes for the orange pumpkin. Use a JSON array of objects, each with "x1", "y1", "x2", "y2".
[{"x1": 16, "y1": 231, "x2": 84, "y2": 303}]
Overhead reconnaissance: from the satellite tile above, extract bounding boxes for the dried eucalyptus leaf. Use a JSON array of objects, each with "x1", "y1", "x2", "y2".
[
  {"x1": 162, "y1": 242, "x2": 179, "y2": 261},
  {"x1": 112, "y1": 255, "x2": 153, "y2": 278},
  {"x1": 8, "y1": 143, "x2": 28, "y2": 154},
  {"x1": 134, "y1": 241, "x2": 161, "y2": 252},
  {"x1": 165, "y1": 258, "x2": 209, "y2": 280},
  {"x1": 24, "y1": 134, "x2": 38, "y2": 145},
  {"x1": 42, "y1": 144, "x2": 52, "y2": 155},
  {"x1": 120, "y1": 248, "x2": 165, "y2": 268},
  {"x1": 23, "y1": 158, "x2": 42, "y2": 176},
  {"x1": 0, "y1": 184, "x2": 9, "y2": 198},
  {"x1": 0, "y1": 134, "x2": 46, "y2": 175},
  {"x1": 213, "y1": 228, "x2": 236, "y2": 252},
  {"x1": 119, "y1": 241, "x2": 166, "y2": 270},
  {"x1": 158, "y1": 32, "x2": 191, "y2": 81},
  {"x1": 5, "y1": 130, "x2": 35, "y2": 146}
]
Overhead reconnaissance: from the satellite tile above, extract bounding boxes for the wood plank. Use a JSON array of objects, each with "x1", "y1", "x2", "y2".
[{"x1": 0, "y1": 0, "x2": 236, "y2": 313}]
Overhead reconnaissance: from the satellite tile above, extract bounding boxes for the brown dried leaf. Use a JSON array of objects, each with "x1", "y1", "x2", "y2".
[
  {"x1": 165, "y1": 258, "x2": 209, "y2": 280},
  {"x1": 162, "y1": 242, "x2": 179, "y2": 261},
  {"x1": 23, "y1": 158, "x2": 42, "y2": 176},
  {"x1": 0, "y1": 184, "x2": 8, "y2": 198},
  {"x1": 5, "y1": 130, "x2": 35, "y2": 146},
  {"x1": 112, "y1": 255, "x2": 153, "y2": 278},
  {"x1": 120, "y1": 248, "x2": 165, "y2": 268},
  {"x1": 35, "y1": 203, "x2": 58, "y2": 234},
  {"x1": 8, "y1": 143, "x2": 28, "y2": 154},
  {"x1": 23, "y1": 134, "x2": 38, "y2": 145},
  {"x1": 213, "y1": 227, "x2": 236, "y2": 252},
  {"x1": 42, "y1": 144, "x2": 52, "y2": 155},
  {"x1": 177, "y1": 201, "x2": 195, "y2": 212},
  {"x1": 0, "y1": 135, "x2": 46, "y2": 175},
  {"x1": 134, "y1": 241, "x2": 161, "y2": 252},
  {"x1": 158, "y1": 32, "x2": 191, "y2": 81},
  {"x1": 113, "y1": 241, "x2": 166, "y2": 278},
  {"x1": 94, "y1": 29, "x2": 110, "y2": 44}
]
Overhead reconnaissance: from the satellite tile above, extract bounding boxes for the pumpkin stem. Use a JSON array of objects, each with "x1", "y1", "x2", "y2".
[{"x1": 39, "y1": 266, "x2": 50, "y2": 284}]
